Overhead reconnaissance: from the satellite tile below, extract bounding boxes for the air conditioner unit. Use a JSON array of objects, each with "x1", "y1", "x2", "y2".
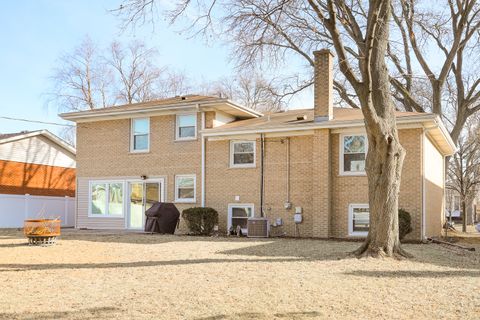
[{"x1": 247, "y1": 218, "x2": 269, "y2": 238}]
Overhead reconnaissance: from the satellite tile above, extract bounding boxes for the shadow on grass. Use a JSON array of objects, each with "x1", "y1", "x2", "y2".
[
  {"x1": 0, "y1": 257, "x2": 307, "y2": 272},
  {"x1": 344, "y1": 270, "x2": 480, "y2": 278},
  {"x1": 195, "y1": 311, "x2": 321, "y2": 320},
  {"x1": 0, "y1": 306, "x2": 121, "y2": 320}
]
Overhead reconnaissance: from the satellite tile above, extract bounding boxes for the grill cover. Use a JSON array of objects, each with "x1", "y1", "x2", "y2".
[{"x1": 144, "y1": 202, "x2": 180, "y2": 234}]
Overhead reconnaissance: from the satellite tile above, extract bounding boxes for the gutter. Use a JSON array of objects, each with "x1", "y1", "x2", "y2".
[
  {"x1": 201, "y1": 114, "x2": 440, "y2": 137},
  {"x1": 201, "y1": 110, "x2": 206, "y2": 207},
  {"x1": 60, "y1": 98, "x2": 262, "y2": 121}
]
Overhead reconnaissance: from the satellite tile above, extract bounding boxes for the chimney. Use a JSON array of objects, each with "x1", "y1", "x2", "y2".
[{"x1": 313, "y1": 49, "x2": 334, "y2": 122}]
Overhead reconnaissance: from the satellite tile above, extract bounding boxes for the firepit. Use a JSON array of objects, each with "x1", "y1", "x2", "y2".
[{"x1": 24, "y1": 219, "x2": 61, "y2": 245}]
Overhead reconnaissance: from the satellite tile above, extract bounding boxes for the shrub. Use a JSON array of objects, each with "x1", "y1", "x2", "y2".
[
  {"x1": 399, "y1": 209, "x2": 413, "y2": 241},
  {"x1": 182, "y1": 207, "x2": 218, "y2": 235}
]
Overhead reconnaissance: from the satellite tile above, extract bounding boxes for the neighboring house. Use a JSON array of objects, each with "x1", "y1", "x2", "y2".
[
  {"x1": 60, "y1": 50, "x2": 456, "y2": 240},
  {"x1": 445, "y1": 189, "x2": 479, "y2": 224},
  {"x1": 0, "y1": 130, "x2": 76, "y2": 228}
]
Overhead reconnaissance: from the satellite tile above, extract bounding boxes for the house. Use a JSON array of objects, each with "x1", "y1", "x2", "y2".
[
  {"x1": 60, "y1": 50, "x2": 456, "y2": 240},
  {"x1": 0, "y1": 130, "x2": 76, "y2": 228}
]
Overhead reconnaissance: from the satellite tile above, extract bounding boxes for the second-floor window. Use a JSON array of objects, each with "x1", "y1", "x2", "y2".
[
  {"x1": 340, "y1": 134, "x2": 367, "y2": 175},
  {"x1": 131, "y1": 118, "x2": 150, "y2": 152},
  {"x1": 176, "y1": 114, "x2": 197, "y2": 140},
  {"x1": 230, "y1": 141, "x2": 256, "y2": 168}
]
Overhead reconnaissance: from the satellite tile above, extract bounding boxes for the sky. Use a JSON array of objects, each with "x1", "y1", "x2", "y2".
[{"x1": 0, "y1": 1, "x2": 311, "y2": 138}]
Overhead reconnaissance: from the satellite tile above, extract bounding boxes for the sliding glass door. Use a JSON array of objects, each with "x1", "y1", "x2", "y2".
[{"x1": 127, "y1": 180, "x2": 164, "y2": 229}]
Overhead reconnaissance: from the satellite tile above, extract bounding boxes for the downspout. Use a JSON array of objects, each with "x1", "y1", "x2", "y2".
[
  {"x1": 286, "y1": 137, "x2": 290, "y2": 205},
  {"x1": 260, "y1": 133, "x2": 265, "y2": 217},
  {"x1": 201, "y1": 110, "x2": 206, "y2": 207},
  {"x1": 421, "y1": 129, "x2": 426, "y2": 240}
]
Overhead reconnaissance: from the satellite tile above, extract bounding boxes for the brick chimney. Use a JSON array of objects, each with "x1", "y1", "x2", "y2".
[{"x1": 313, "y1": 49, "x2": 334, "y2": 122}]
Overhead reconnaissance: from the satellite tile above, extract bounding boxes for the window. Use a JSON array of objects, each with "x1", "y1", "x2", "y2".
[
  {"x1": 228, "y1": 204, "x2": 254, "y2": 234},
  {"x1": 348, "y1": 204, "x2": 369, "y2": 236},
  {"x1": 90, "y1": 182, "x2": 124, "y2": 217},
  {"x1": 341, "y1": 134, "x2": 367, "y2": 175},
  {"x1": 131, "y1": 118, "x2": 150, "y2": 152},
  {"x1": 175, "y1": 175, "x2": 196, "y2": 202},
  {"x1": 176, "y1": 114, "x2": 197, "y2": 140},
  {"x1": 230, "y1": 141, "x2": 256, "y2": 168}
]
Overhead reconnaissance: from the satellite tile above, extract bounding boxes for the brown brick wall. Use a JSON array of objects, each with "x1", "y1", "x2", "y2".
[
  {"x1": 76, "y1": 112, "x2": 428, "y2": 238},
  {"x1": 206, "y1": 128, "x2": 424, "y2": 239},
  {"x1": 205, "y1": 136, "x2": 315, "y2": 237},
  {"x1": 330, "y1": 129, "x2": 423, "y2": 239},
  {"x1": 0, "y1": 159, "x2": 75, "y2": 197},
  {"x1": 76, "y1": 113, "x2": 203, "y2": 230}
]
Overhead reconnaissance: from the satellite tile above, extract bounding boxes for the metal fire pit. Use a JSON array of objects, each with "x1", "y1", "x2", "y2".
[{"x1": 24, "y1": 219, "x2": 61, "y2": 245}]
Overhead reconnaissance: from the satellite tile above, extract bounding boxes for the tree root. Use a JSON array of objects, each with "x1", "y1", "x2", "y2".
[{"x1": 352, "y1": 241, "x2": 413, "y2": 259}]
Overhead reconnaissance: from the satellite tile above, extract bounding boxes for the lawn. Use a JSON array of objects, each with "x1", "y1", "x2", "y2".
[{"x1": 0, "y1": 229, "x2": 479, "y2": 320}]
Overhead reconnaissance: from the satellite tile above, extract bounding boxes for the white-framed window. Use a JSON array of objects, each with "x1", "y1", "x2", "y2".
[
  {"x1": 230, "y1": 140, "x2": 256, "y2": 168},
  {"x1": 176, "y1": 113, "x2": 197, "y2": 140},
  {"x1": 131, "y1": 118, "x2": 150, "y2": 152},
  {"x1": 89, "y1": 181, "x2": 125, "y2": 217},
  {"x1": 348, "y1": 204, "x2": 369, "y2": 236},
  {"x1": 340, "y1": 134, "x2": 367, "y2": 175},
  {"x1": 228, "y1": 203, "x2": 254, "y2": 234},
  {"x1": 175, "y1": 174, "x2": 196, "y2": 202}
]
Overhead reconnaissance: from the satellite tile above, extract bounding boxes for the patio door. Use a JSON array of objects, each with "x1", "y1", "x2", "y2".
[{"x1": 127, "y1": 180, "x2": 164, "y2": 229}]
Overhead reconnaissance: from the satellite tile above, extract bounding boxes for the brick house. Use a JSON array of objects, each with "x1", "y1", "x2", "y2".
[
  {"x1": 60, "y1": 50, "x2": 455, "y2": 240},
  {"x1": 0, "y1": 130, "x2": 76, "y2": 227}
]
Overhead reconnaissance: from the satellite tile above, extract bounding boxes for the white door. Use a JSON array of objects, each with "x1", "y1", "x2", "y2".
[{"x1": 127, "y1": 180, "x2": 164, "y2": 229}]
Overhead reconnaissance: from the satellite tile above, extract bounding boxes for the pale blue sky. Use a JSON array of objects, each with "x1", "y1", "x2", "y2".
[{"x1": 2, "y1": 1, "x2": 301, "y2": 137}]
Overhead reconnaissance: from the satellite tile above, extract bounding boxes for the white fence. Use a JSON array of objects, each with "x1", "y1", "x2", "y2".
[{"x1": 0, "y1": 194, "x2": 75, "y2": 228}]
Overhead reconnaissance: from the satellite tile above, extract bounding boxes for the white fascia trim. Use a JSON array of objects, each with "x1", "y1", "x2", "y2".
[{"x1": 202, "y1": 114, "x2": 439, "y2": 138}]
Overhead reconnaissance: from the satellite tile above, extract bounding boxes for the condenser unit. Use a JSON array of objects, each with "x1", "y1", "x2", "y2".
[{"x1": 247, "y1": 218, "x2": 269, "y2": 238}]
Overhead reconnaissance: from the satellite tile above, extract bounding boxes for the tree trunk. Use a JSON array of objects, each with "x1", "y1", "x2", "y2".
[
  {"x1": 462, "y1": 199, "x2": 467, "y2": 232},
  {"x1": 354, "y1": 125, "x2": 410, "y2": 258},
  {"x1": 354, "y1": 0, "x2": 410, "y2": 258}
]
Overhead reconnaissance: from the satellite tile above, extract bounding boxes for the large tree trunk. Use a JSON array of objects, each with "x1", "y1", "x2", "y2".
[
  {"x1": 462, "y1": 199, "x2": 467, "y2": 232},
  {"x1": 354, "y1": 0, "x2": 410, "y2": 258},
  {"x1": 354, "y1": 127, "x2": 410, "y2": 258}
]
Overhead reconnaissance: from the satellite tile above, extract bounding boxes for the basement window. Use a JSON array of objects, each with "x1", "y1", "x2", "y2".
[
  {"x1": 348, "y1": 204, "x2": 369, "y2": 236},
  {"x1": 230, "y1": 141, "x2": 256, "y2": 168},
  {"x1": 89, "y1": 181, "x2": 124, "y2": 217},
  {"x1": 228, "y1": 204, "x2": 254, "y2": 235},
  {"x1": 340, "y1": 134, "x2": 367, "y2": 175}
]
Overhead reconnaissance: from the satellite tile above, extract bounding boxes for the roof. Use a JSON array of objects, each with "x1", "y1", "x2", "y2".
[
  {"x1": 60, "y1": 94, "x2": 262, "y2": 121},
  {"x1": 202, "y1": 107, "x2": 456, "y2": 156},
  {"x1": 0, "y1": 130, "x2": 76, "y2": 155}
]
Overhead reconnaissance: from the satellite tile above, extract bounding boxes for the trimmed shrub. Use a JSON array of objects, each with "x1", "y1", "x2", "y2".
[
  {"x1": 182, "y1": 207, "x2": 218, "y2": 235},
  {"x1": 399, "y1": 208, "x2": 413, "y2": 241}
]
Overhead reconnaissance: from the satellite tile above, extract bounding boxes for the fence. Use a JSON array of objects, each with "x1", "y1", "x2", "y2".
[{"x1": 0, "y1": 193, "x2": 75, "y2": 228}]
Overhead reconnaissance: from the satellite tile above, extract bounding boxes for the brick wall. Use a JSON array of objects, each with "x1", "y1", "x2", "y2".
[
  {"x1": 0, "y1": 159, "x2": 75, "y2": 197},
  {"x1": 76, "y1": 113, "x2": 203, "y2": 230},
  {"x1": 205, "y1": 128, "x2": 424, "y2": 239}
]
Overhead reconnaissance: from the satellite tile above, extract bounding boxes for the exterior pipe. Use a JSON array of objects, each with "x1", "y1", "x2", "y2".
[
  {"x1": 260, "y1": 133, "x2": 265, "y2": 217},
  {"x1": 201, "y1": 111, "x2": 206, "y2": 207}
]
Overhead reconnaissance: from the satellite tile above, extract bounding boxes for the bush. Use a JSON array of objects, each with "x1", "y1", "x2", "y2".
[
  {"x1": 399, "y1": 209, "x2": 413, "y2": 241},
  {"x1": 182, "y1": 207, "x2": 218, "y2": 235}
]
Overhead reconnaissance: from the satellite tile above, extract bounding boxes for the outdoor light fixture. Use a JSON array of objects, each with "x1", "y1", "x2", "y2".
[{"x1": 140, "y1": 175, "x2": 147, "y2": 180}]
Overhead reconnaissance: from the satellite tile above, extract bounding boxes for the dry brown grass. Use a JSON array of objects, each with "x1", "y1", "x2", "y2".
[{"x1": 0, "y1": 229, "x2": 479, "y2": 320}]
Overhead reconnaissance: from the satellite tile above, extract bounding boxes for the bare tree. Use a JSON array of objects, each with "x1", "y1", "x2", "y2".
[
  {"x1": 108, "y1": 40, "x2": 163, "y2": 104},
  {"x1": 203, "y1": 71, "x2": 286, "y2": 112},
  {"x1": 115, "y1": 0, "x2": 413, "y2": 258},
  {"x1": 447, "y1": 120, "x2": 480, "y2": 232},
  {"x1": 48, "y1": 36, "x2": 112, "y2": 112}
]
